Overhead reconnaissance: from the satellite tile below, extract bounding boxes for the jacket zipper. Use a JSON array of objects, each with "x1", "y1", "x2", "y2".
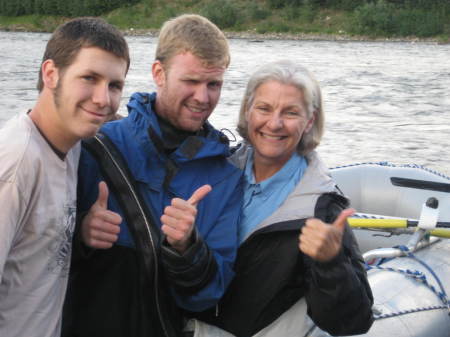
[{"x1": 95, "y1": 135, "x2": 171, "y2": 337}]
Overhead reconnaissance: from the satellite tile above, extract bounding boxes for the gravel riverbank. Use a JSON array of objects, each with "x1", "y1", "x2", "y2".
[
  {"x1": 122, "y1": 27, "x2": 445, "y2": 43},
  {"x1": 1, "y1": 24, "x2": 446, "y2": 43}
]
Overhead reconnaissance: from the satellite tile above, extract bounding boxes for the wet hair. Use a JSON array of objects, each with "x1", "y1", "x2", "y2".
[
  {"x1": 155, "y1": 14, "x2": 230, "y2": 69},
  {"x1": 37, "y1": 17, "x2": 130, "y2": 92},
  {"x1": 237, "y1": 60, "x2": 324, "y2": 155}
]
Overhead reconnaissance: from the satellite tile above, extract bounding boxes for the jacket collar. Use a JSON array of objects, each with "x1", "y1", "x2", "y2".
[
  {"x1": 231, "y1": 143, "x2": 339, "y2": 236},
  {"x1": 259, "y1": 150, "x2": 337, "y2": 227},
  {"x1": 125, "y1": 92, "x2": 231, "y2": 186}
]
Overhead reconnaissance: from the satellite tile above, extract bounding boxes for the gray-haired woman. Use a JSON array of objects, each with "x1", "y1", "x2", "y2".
[{"x1": 191, "y1": 60, "x2": 373, "y2": 337}]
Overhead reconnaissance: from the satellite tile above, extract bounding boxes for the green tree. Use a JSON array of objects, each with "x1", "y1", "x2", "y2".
[
  {"x1": 353, "y1": 1, "x2": 397, "y2": 35},
  {"x1": 42, "y1": 0, "x2": 58, "y2": 15},
  {"x1": 201, "y1": 0, "x2": 240, "y2": 29},
  {"x1": 0, "y1": 0, "x2": 26, "y2": 15}
]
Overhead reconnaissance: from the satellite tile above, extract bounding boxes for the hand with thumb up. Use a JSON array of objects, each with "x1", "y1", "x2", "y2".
[
  {"x1": 161, "y1": 184, "x2": 212, "y2": 254},
  {"x1": 298, "y1": 208, "x2": 355, "y2": 262},
  {"x1": 81, "y1": 181, "x2": 122, "y2": 249}
]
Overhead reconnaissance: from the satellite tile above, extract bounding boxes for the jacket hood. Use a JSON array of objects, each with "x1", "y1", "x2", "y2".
[
  {"x1": 127, "y1": 92, "x2": 229, "y2": 158},
  {"x1": 101, "y1": 92, "x2": 233, "y2": 188},
  {"x1": 126, "y1": 92, "x2": 231, "y2": 163}
]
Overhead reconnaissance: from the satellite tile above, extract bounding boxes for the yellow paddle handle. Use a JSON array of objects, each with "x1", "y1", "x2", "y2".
[
  {"x1": 429, "y1": 229, "x2": 450, "y2": 239},
  {"x1": 348, "y1": 218, "x2": 450, "y2": 238},
  {"x1": 348, "y1": 218, "x2": 407, "y2": 229}
]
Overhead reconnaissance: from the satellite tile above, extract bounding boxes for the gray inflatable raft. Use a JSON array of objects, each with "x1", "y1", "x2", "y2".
[{"x1": 310, "y1": 163, "x2": 450, "y2": 337}]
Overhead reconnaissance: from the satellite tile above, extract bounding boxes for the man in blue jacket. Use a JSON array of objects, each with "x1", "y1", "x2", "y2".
[{"x1": 63, "y1": 14, "x2": 242, "y2": 337}]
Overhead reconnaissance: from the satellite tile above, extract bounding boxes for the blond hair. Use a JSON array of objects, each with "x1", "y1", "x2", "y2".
[{"x1": 155, "y1": 14, "x2": 230, "y2": 68}]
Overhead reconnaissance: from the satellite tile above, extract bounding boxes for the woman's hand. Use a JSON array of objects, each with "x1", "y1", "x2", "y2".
[{"x1": 298, "y1": 209, "x2": 355, "y2": 262}]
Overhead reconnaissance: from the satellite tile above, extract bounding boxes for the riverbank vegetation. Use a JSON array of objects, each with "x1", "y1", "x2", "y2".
[{"x1": 0, "y1": 0, "x2": 449, "y2": 41}]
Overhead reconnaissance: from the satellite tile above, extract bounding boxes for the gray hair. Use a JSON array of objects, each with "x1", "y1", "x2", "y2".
[{"x1": 236, "y1": 60, "x2": 324, "y2": 155}]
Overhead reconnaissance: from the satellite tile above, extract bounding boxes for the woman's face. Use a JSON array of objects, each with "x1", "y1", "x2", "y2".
[{"x1": 247, "y1": 80, "x2": 315, "y2": 170}]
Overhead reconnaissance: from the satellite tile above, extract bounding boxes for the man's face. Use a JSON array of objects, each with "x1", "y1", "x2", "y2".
[
  {"x1": 51, "y1": 46, "x2": 127, "y2": 144},
  {"x1": 153, "y1": 52, "x2": 225, "y2": 132}
]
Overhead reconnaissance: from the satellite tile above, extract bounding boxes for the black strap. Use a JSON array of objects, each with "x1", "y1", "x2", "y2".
[
  {"x1": 81, "y1": 132, "x2": 178, "y2": 337},
  {"x1": 82, "y1": 133, "x2": 161, "y2": 258},
  {"x1": 147, "y1": 126, "x2": 180, "y2": 189}
]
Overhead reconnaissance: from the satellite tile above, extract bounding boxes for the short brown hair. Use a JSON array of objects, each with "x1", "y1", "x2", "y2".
[
  {"x1": 37, "y1": 17, "x2": 130, "y2": 92},
  {"x1": 155, "y1": 14, "x2": 230, "y2": 68},
  {"x1": 237, "y1": 60, "x2": 325, "y2": 156}
]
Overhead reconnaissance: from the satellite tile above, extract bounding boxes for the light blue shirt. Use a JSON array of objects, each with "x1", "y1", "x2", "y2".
[{"x1": 239, "y1": 149, "x2": 307, "y2": 243}]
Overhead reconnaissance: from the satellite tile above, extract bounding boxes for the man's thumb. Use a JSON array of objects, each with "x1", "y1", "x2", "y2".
[
  {"x1": 333, "y1": 208, "x2": 355, "y2": 231},
  {"x1": 95, "y1": 181, "x2": 109, "y2": 209},
  {"x1": 188, "y1": 184, "x2": 212, "y2": 206}
]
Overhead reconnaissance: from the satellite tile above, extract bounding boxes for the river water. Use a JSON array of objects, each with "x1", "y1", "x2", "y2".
[{"x1": 1, "y1": 32, "x2": 449, "y2": 175}]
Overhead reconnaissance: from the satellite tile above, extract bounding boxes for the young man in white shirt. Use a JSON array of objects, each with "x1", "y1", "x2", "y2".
[{"x1": 0, "y1": 17, "x2": 129, "y2": 337}]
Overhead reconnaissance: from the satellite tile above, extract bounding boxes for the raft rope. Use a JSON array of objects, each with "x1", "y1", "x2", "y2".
[
  {"x1": 366, "y1": 245, "x2": 450, "y2": 320},
  {"x1": 353, "y1": 213, "x2": 394, "y2": 220},
  {"x1": 330, "y1": 161, "x2": 450, "y2": 181},
  {"x1": 331, "y1": 161, "x2": 450, "y2": 319}
]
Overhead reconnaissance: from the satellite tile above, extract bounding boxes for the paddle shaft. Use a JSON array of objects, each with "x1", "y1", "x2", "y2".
[
  {"x1": 348, "y1": 218, "x2": 450, "y2": 238},
  {"x1": 348, "y1": 218, "x2": 450, "y2": 229}
]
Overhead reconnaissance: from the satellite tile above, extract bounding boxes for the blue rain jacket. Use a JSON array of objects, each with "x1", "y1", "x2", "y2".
[{"x1": 77, "y1": 92, "x2": 243, "y2": 312}]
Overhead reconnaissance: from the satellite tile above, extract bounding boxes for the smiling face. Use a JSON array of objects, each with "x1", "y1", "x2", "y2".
[
  {"x1": 53, "y1": 47, "x2": 127, "y2": 137},
  {"x1": 39, "y1": 46, "x2": 127, "y2": 151},
  {"x1": 247, "y1": 80, "x2": 315, "y2": 174},
  {"x1": 153, "y1": 52, "x2": 225, "y2": 132}
]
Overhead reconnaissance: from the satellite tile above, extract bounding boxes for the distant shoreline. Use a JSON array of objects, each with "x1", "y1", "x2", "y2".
[
  {"x1": 122, "y1": 29, "x2": 448, "y2": 44},
  {"x1": 1, "y1": 26, "x2": 446, "y2": 44},
  {"x1": 1, "y1": 1, "x2": 448, "y2": 45},
  {"x1": 121, "y1": 28, "x2": 443, "y2": 43}
]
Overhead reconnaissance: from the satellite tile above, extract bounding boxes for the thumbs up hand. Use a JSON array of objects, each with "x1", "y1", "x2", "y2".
[
  {"x1": 161, "y1": 184, "x2": 212, "y2": 254},
  {"x1": 298, "y1": 208, "x2": 355, "y2": 262},
  {"x1": 81, "y1": 181, "x2": 122, "y2": 249}
]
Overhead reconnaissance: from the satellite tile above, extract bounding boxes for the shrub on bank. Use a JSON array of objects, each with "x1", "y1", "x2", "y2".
[
  {"x1": 0, "y1": 0, "x2": 448, "y2": 40},
  {"x1": 353, "y1": 0, "x2": 447, "y2": 37},
  {"x1": 200, "y1": 0, "x2": 240, "y2": 29},
  {"x1": 255, "y1": 19, "x2": 290, "y2": 34},
  {"x1": 247, "y1": 2, "x2": 271, "y2": 21},
  {"x1": 395, "y1": 8, "x2": 445, "y2": 37},
  {"x1": 0, "y1": 0, "x2": 139, "y2": 16},
  {"x1": 268, "y1": 0, "x2": 303, "y2": 10},
  {"x1": 0, "y1": 0, "x2": 26, "y2": 16},
  {"x1": 353, "y1": 1, "x2": 396, "y2": 35}
]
